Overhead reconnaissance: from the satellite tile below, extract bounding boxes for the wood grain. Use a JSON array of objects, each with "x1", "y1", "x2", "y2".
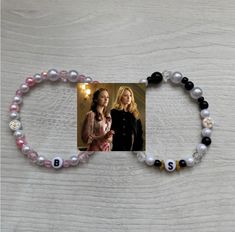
[{"x1": 1, "y1": 0, "x2": 235, "y2": 231}]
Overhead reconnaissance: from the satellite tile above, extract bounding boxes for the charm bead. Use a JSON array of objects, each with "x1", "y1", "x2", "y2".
[
  {"x1": 52, "y1": 157, "x2": 63, "y2": 169},
  {"x1": 9, "y1": 120, "x2": 22, "y2": 131},
  {"x1": 165, "y1": 159, "x2": 176, "y2": 172},
  {"x1": 202, "y1": 117, "x2": 214, "y2": 129}
]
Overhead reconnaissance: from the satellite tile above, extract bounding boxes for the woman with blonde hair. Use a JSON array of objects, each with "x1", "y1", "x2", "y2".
[{"x1": 111, "y1": 86, "x2": 143, "y2": 151}]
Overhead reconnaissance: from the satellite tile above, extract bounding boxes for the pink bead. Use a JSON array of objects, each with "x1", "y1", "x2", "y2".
[
  {"x1": 10, "y1": 104, "x2": 20, "y2": 112},
  {"x1": 16, "y1": 138, "x2": 26, "y2": 149},
  {"x1": 41, "y1": 71, "x2": 48, "y2": 79},
  {"x1": 77, "y1": 152, "x2": 89, "y2": 163},
  {"x1": 44, "y1": 160, "x2": 52, "y2": 168},
  {"x1": 63, "y1": 160, "x2": 71, "y2": 168},
  {"x1": 78, "y1": 75, "x2": 85, "y2": 82},
  {"x1": 16, "y1": 89, "x2": 23, "y2": 96},
  {"x1": 25, "y1": 77, "x2": 35, "y2": 87},
  {"x1": 27, "y1": 151, "x2": 38, "y2": 162}
]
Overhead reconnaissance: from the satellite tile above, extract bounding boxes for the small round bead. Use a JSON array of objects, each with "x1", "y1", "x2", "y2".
[
  {"x1": 63, "y1": 160, "x2": 71, "y2": 168},
  {"x1": 20, "y1": 83, "x2": 29, "y2": 93},
  {"x1": 197, "y1": 97, "x2": 204, "y2": 103},
  {"x1": 78, "y1": 75, "x2": 85, "y2": 82},
  {"x1": 84, "y1": 76, "x2": 93, "y2": 83},
  {"x1": 9, "y1": 119, "x2": 22, "y2": 131},
  {"x1": 202, "y1": 137, "x2": 211, "y2": 146},
  {"x1": 200, "y1": 109, "x2": 210, "y2": 118},
  {"x1": 202, "y1": 117, "x2": 214, "y2": 128},
  {"x1": 186, "y1": 157, "x2": 195, "y2": 167},
  {"x1": 154, "y1": 159, "x2": 162, "y2": 167},
  {"x1": 44, "y1": 160, "x2": 52, "y2": 168},
  {"x1": 10, "y1": 104, "x2": 20, "y2": 112},
  {"x1": 202, "y1": 128, "x2": 212, "y2": 137},
  {"x1": 21, "y1": 144, "x2": 31, "y2": 155},
  {"x1": 68, "y1": 70, "x2": 79, "y2": 82},
  {"x1": 33, "y1": 73, "x2": 43, "y2": 83},
  {"x1": 145, "y1": 155, "x2": 155, "y2": 166},
  {"x1": 27, "y1": 151, "x2": 38, "y2": 163},
  {"x1": 16, "y1": 89, "x2": 23, "y2": 96},
  {"x1": 47, "y1": 69, "x2": 59, "y2": 81},
  {"x1": 165, "y1": 159, "x2": 176, "y2": 172},
  {"x1": 37, "y1": 156, "x2": 45, "y2": 166},
  {"x1": 25, "y1": 77, "x2": 35, "y2": 87},
  {"x1": 70, "y1": 155, "x2": 80, "y2": 166},
  {"x1": 179, "y1": 160, "x2": 187, "y2": 167},
  {"x1": 16, "y1": 138, "x2": 25, "y2": 149},
  {"x1": 13, "y1": 130, "x2": 24, "y2": 139},
  {"x1": 52, "y1": 157, "x2": 64, "y2": 169},
  {"x1": 170, "y1": 71, "x2": 183, "y2": 84},
  {"x1": 139, "y1": 78, "x2": 148, "y2": 86},
  {"x1": 10, "y1": 111, "x2": 20, "y2": 120},
  {"x1": 199, "y1": 101, "x2": 209, "y2": 110},
  {"x1": 181, "y1": 77, "x2": 189, "y2": 84},
  {"x1": 12, "y1": 95, "x2": 23, "y2": 105},
  {"x1": 136, "y1": 152, "x2": 146, "y2": 162},
  {"x1": 185, "y1": 81, "x2": 194, "y2": 90},
  {"x1": 162, "y1": 70, "x2": 172, "y2": 82},
  {"x1": 147, "y1": 72, "x2": 163, "y2": 84},
  {"x1": 196, "y1": 143, "x2": 207, "y2": 155},
  {"x1": 190, "y1": 87, "x2": 203, "y2": 99}
]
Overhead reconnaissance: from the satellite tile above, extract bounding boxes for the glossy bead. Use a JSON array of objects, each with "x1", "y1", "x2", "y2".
[
  {"x1": 68, "y1": 70, "x2": 79, "y2": 82},
  {"x1": 200, "y1": 109, "x2": 210, "y2": 118},
  {"x1": 202, "y1": 117, "x2": 214, "y2": 128},
  {"x1": 190, "y1": 87, "x2": 203, "y2": 99},
  {"x1": 196, "y1": 143, "x2": 207, "y2": 155},
  {"x1": 197, "y1": 97, "x2": 204, "y2": 103},
  {"x1": 139, "y1": 78, "x2": 148, "y2": 86},
  {"x1": 21, "y1": 144, "x2": 31, "y2": 155},
  {"x1": 16, "y1": 89, "x2": 23, "y2": 96},
  {"x1": 154, "y1": 159, "x2": 161, "y2": 167},
  {"x1": 25, "y1": 77, "x2": 35, "y2": 87},
  {"x1": 202, "y1": 137, "x2": 211, "y2": 146},
  {"x1": 179, "y1": 160, "x2": 187, "y2": 167},
  {"x1": 47, "y1": 69, "x2": 59, "y2": 81},
  {"x1": 10, "y1": 104, "x2": 20, "y2": 112},
  {"x1": 70, "y1": 155, "x2": 80, "y2": 166},
  {"x1": 27, "y1": 151, "x2": 38, "y2": 163},
  {"x1": 9, "y1": 120, "x2": 21, "y2": 131},
  {"x1": 10, "y1": 111, "x2": 20, "y2": 120},
  {"x1": 13, "y1": 130, "x2": 24, "y2": 139},
  {"x1": 170, "y1": 71, "x2": 183, "y2": 84},
  {"x1": 202, "y1": 128, "x2": 212, "y2": 137},
  {"x1": 162, "y1": 70, "x2": 172, "y2": 82},
  {"x1": 136, "y1": 152, "x2": 146, "y2": 162},
  {"x1": 199, "y1": 101, "x2": 209, "y2": 110},
  {"x1": 147, "y1": 72, "x2": 163, "y2": 84},
  {"x1": 16, "y1": 138, "x2": 25, "y2": 149},
  {"x1": 145, "y1": 155, "x2": 155, "y2": 166},
  {"x1": 12, "y1": 95, "x2": 22, "y2": 105},
  {"x1": 181, "y1": 77, "x2": 188, "y2": 84},
  {"x1": 165, "y1": 159, "x2": 176, "y2": 172},
  {"x1": 185, "y1": 81, "x2": 194, "y2": 91},
  {"x1": 52, "y1": 157, "x2": 63, "y2": 169},
  {"x1": 186, "y1": 157, "x2": 195, "y2": 167},
  {"x1": 33, "y1": 73, "x2": 43, "y2": 83},
  {"x1": 84, "y1": 76, "x2": 93, "y2": 83},
  {"x1": 20, "y1": 83, "x2": 29, "y2": 93},
  {"x1": 37, "y1": 156, "x2": 45, "y2": 166}
]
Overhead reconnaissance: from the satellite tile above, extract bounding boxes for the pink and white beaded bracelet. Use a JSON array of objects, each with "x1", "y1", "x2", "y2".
[{"x1": 9, "y1": 69, "x2": 98, "y2": 169}]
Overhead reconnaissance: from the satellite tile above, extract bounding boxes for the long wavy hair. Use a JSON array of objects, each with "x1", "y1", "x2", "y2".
[
  {"x1": 91, "y1": 88, "x2": 110, "y2": 121},
  {"x1": 113, "y1": 86, "x2": 140, "y2": 119}
]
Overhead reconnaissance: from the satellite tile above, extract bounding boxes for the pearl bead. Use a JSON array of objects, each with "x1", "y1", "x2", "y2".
[
  {"x1": 37, "y1": 156, "x2": 45, "y2": 166},
  {"x1": 190, "y1": 87, "x2": 203, "y2": 99},
  {"x1": 20, "y1": 83, "x2": 29, "y2": 93},
  {"x1": 136, "y1": 152, "x2": 146, "y2": 162},
  {"x1": 70, "y1": 155, "x2": 79, "y2": 166},
  {"x1": 68, "y1": 70, "x2": 79, "y2": 82},
  {"x1": 200, "y1": 109, "x2": 210, "y2": 118},
  {"x1": 202, "y1": 117, "x2": 214, "y2": 129},
  {"x1": 12, "y1": 95, "x2": 23, "y2": 105},
  {"x1": 170, "y1": 71, "x2": 183, "y2": 84},
  {"x1": 21, "y1": 144, "x2": 31, "y2": 155},
  {"x1": 14, "y1": 130, "x2": 24, "y2": 138},
  {"x1": 84, "y1": 76, "x2": 93, "y2": 83},
  {"x1": 10, "y1": 111, "x2": 20, "y2": 120},
  {"x1": 25, "y1": 77, "x2": 35, "y2": 87},
  {"x1": 33, "y1": 73, "x2": 43, "y2": 83},
  {"x1": 9, "y1": 120, "x2": 22, "y2": 131},
  {"x1": 145, "y1": 155, "x2": 155, "y2": 166},
  {"x1": 186, "y1": 157, "x2": 195, "y2": 167},
  {"x1": 52, "y1": 157, "x2": 63, "y2": 169},
  {"x1": 196, "y1": 143, "x2": 207, "y2": 155},
  {"x1": 165, "y1": 159, "x2": 176, "y2": 172},
  {"x1": 202, "y1": 128, "x2": 212, "y2": 137},
  {"x1": 139, "y1": 78, "x2": 148, "y2": 86},
  {"x1": 47, "y1": 69, "x2": 59, "y2": 81},
  {"x1": 16, "y1": 138, "x2": 25, "y2": 149},
  {"x1": 10, "y1": 104, "x2": 20, "y2": 112}
]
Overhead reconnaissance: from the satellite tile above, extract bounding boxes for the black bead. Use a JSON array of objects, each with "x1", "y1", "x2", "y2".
[
  {"x1": 202, "y1": 137, "x2": 211, "y2": 146},
  {"x1": 184, "y1": 81, "x2": 194, "y2": 90},
  {"x1": 199, "y1": 101, "x2": 209, "y2": 110},
  {"x1": 154, "y1": 159, "x2": 161, "y2": 167},
  {"x1": 198, "y1": 97, "x2": 205, "y2": 103},
  {"x1": 147, "y1": 72, "x2": 163, "y2": 84},
  {"x1": 179, "y1": 160, "x2": 187, "y2": 167},
  {"x1": 181, "y1": 77, "x2": 188, "y2": 84}
]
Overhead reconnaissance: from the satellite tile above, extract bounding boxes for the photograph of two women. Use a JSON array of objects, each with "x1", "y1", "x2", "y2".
[{"x1": 77, "y1": 83, "x2": 146, "y2": 151}]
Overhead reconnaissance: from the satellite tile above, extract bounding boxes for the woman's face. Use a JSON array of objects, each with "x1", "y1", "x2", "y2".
[
  {"x1": 97, "y1": 90, "x2": 109, "y2": 107},
  {"x1": 121, "y1": 89, "x2": 132, "y2": 106}
]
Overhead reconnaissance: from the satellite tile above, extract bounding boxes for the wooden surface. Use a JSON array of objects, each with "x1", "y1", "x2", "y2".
[{"x1": 1, "y1": 1, "x2": 235, "y2": 231}]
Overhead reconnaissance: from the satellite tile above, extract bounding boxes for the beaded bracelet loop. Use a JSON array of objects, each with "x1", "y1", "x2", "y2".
[
  {"x1": 135, "y1": 71, "x2": 214, "y2": 172},
  {"x1": 9, "y1": 69, "x2": 98, "y2": 169}
]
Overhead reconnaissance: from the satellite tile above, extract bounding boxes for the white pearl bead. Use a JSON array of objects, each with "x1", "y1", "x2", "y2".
[
  {"x1": 33, "y1": 73, "x2": 43, "y2": 83},
  {"x1": 186, "y1": 157, "x2": 195, "y2": 167},
  {"x1": 202, "y1": 128, "x2": 212, "y2": 137},
  {"x1": 139, "y1": 78, "x2": 148, "y2": 86},
  {"x1": 52, "y1": 157, "x2": 63, "y2": 169},
  {"x1": 190, "y1": 87, "x2": 203, "y2": 99},
  {"x1": 202, "y1": 117, "x2": 214, "y2": 129},
  {"x1": 165, "y1": 159, "x2": 176, "y2": 172},
  {"x1": 47, "y1": 69, "x2": 59, "y2": 81},
  {"x1": 70, "y1": 155, "x2": 79, "y2": 166},
  {"x1": 145, "y1": 155, "x2": 155, "y2": 166},
  {"x1": 170, "y1": 71, "x2": 183, "y2": 84},
  {"x1": 21, "y1": 145, "x2": 31, "y2": 155},
  {"x1": 68, "y1": 70, "x2": 79, "y2": 82},
  {"x1": 200, "y1": 109, "x2": 210, "y2": 118},
  {"x1": 196, "y1": 143, "x2": 207, "y2": 155},
  {"x1": 84, "y1": 76, "x2": 93, "y2": 83},
  {"x1": 12, "y1": 95, "x2": 22, "y2": 105},
  {"x1": 37, "y1": 156, "x2": 45, "y2": 166},
  {"x1": 162, "y1": 70, "x2": 172, "y2": 82},
  {"x1": 20, "y1": 83, "x2": 29, "y2": 93},
  {"x1": 10, "y1": 111, "x2": 20, "y2": 120},
  {"x1": 136, "y1": 152, "x2": 146, "y2": 162},
  {"x1": 14, "y1": 130, "x2": 24, "y2": 138}
]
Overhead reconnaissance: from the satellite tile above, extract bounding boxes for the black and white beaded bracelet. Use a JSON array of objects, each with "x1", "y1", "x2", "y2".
[{"x1": 134, "y1": 71, "x2": 213, "y2": 172}]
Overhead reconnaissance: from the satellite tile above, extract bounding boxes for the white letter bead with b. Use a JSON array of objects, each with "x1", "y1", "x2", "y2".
[
  {"x1": 165, "y1": 159, "x2": 176, "y2": 172},
  {"x1": 52, "y1": 157, "x2": 63, "y2": 169}
]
